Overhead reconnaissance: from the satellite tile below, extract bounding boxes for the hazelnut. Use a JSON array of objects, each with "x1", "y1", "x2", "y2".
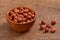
[
  {"x1": 20, "y1": 7, "x2": 24, "y2": 10},
  {"x1": 12, "y1": 13, "x2": 16, "y2": 16},
  {"x1": 23, "y1": 13, "x2": 28, "y2": 17},
  {"x1": 14, "y1": 9, "x2": 19, "y2": 13},
  {"x1": 24, "y1": 9, "x2": 29, "y2": 12},
  {"x1": 27, "y1": 15, "x2": 31, "y2": 19},
  {"x1": 46, "y1": 24, "x2": 51, "y2": 28},
  {"x1": 10, "y1": 11, "x2": 14, "y2": 14},
  {"x1": 31, "y1": 14, "x2": 35, "y2": 18},
  {"x1": 41, "y1": 20, "x2": 46, "y2": 25},
  {"x1": 40, "y1": 25, "x2": 46, "y2": 30},
  {"x1": 17, "y1": 17, "x2": 22, "y2": 23},
  {"x1": 23, "y1": 21, "x2": 26, "y2": 23},
  {"x1": 45, "y1": 28, "x2": 49, "y2": 33},
  {"x1": 19, "y1": 10, "x2": 24, "y2": 14},
  {"x1": 27, "y1": 20, "x2": 30, "y2": 22},
  {"x1": 31, "y1": 11, "x2": 35, "y2": 14},
  {"x1": 14, "y1": 16, "x2": 17, "y2": 19},
  {"x1": 22, "y1": 18, "x2": 26, "y2": 21},
  {"x1": 28, "y1": 12, "x2": 32, "y2": 15},
  {"x1": 51, "y1": 20, "x2": 56, "y2": 25},
  {"x1": 9, "y1": 17, "x2": 12, "y2": 20},
  {"x1": 50, "y1": 27, "x2": 56, "y2": 33},
  {"x1": 14, "y1": 19, "x2": 17, "y2": 22},
  {"x1": 10, "y1": 15, "x2": 14, "y2": 20},
  {"x1": 19, "y1": 15, "x2": 24, "y2": 18}
]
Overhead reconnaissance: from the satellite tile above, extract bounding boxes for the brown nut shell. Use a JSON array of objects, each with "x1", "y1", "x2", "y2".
[
  {"x1": 50, "y1": 27, "x2": 56, "y2": 33},
  {"x1": 51, "y1": 20, "x2": 56, "y2": 25},
  {"x1": 45, "y1": 28, "x2": 49, "y2": 33},
  {"x1": 40, "y1": 25, "x2": 46, "y2": 30},
  {"x1": 46, "y1": 24, "x2": 51, "y2": 28},
  {"x1": 41, "y1": 20, "x2": 46, "y2": 25}
]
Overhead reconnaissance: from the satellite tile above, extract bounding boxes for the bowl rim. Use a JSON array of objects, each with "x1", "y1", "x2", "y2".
[{"x1": 6, "y1": 7, "x2": 36, "y2": 24}]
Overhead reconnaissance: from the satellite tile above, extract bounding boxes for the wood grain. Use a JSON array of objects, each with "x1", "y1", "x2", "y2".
[{"x1": 0, "y1": 0, "x2": 60, "y2": 40}]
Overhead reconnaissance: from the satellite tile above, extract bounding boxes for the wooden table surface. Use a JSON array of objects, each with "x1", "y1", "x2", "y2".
[{"x1": 0, "y1": 0, "x2": 60, "y2": 40}]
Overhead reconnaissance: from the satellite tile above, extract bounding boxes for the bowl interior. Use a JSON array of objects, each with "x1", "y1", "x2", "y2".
[{"x1": 7, "y1": 7, "x2": 36, "y2": 24}]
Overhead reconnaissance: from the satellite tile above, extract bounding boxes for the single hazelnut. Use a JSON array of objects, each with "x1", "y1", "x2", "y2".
[
  {"x1": 12, "y1": 13, "x2": 16, "y2": 16},
  {"x1": 24, "y1": 9, "x2": 29, "y2": 12},
  {"x1": 28, "y1": 12, "x2": 32, "y2": 15},
  {"x1": 46, "y1": 24, "x2": 51, "y2": 28},
  {"x1": 31, "y1": 14, "x2": 35, "y2": 18},
  {"x1": 10, "y1": 11, "x2": 14, "y2": 14},
  {"x1": 14, "y1": 19, "x2": 17, "y2": 22},
  {"x1": 20, "y1": 7, "x2": 24, "y2": 10},
  {"x1": 14, "y1": 16, "x2": 17, "y2": 19},
  {"x1": 23, "y1": 13, "x2": 28, "y2": 17},
  {"x1": 51, "y1": 20, "x2": 56, "y2": 25},
  {"x1": 27, "y1": 15, "x2": 31, "y2": 19},
  {"x1": 22, "y1": 18, "x2": 26, "y2": 21},
  {"x1": 19, "y1": 15, "x2": 24, "y2": 18},
  {"x1": 17, "y1": 17, "x2": 22, "y2": 23},
  {"x1": 23, "y1": 21, "x2": 26, "y2": 23},
  {"x1": 9, "y1": 11, "x2": 14, "y2": 17},
  {"x1": 41, "y1": 20, "x2": 46, "y2": 25},
  {"x1": 45, "y1": 28, "x2": 49, "y2": 33},
  {"x1": 14, "y1": 8, "x2": 19, "y2": 13},
  {"x1": 40, "y1": 25, "x2": 46, "y2": 30},
  {"x1": 9, "y1": 17, "x2": 12, "y2": 20},
  {"x1": 31, "y1": 11, "x2": 35, "y2": 14},
  {"x1": 50, "y1": 27, "x2": 56, "y2": 33},
  {"x1": 10, "y1": 15, "x2": 14, "y2": 20},
  {"x1": 27, "y1": 20, "x2": 31, "y2": 22},
  {"x1": 19, "y1": 10, "x2": 24, "y2": 14}
]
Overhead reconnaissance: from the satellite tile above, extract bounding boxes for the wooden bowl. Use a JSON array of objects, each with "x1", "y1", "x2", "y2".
[{"x1": 6, "y1": 7, "x2": 36, "y2": 32}]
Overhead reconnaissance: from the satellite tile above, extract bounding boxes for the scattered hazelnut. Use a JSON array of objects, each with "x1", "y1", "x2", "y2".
[
  {"x1": 46, "y1": 24, "x2": 51, "y2": 28},
  {"x1": 51, "y1": 20, "x2": 56, "y2": 25},
  {"x1": 40, "y1": 25, "x2": 46, "y2": 30},
  {"x1": 41, "y1": 20, "x2": 46, "y2": 25},
  {"x1": 50, "y1": 27, "x2": 56, "y2": 33},
  {"x1": 45, "y1": 28, "x2": 49, "y2": 33}
]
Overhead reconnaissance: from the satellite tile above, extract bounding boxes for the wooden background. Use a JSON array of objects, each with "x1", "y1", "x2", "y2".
[{"x1": 0, "y1": 0, "x2": 60, "y2": 40}]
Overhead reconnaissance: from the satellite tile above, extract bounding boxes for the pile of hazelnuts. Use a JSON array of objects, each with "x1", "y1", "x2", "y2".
[
  {"x1": 8, "y1": 7, "x2": 35, "y2": 23},
  {"x1": 40, "y1": 20, "x2": 56, "y2": 33}
]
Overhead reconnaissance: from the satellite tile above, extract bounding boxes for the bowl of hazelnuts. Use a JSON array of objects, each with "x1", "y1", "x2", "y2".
[{"x1": 6, "y1": 7, "x2": 36, "y2": 32}]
